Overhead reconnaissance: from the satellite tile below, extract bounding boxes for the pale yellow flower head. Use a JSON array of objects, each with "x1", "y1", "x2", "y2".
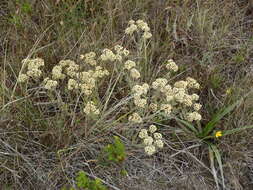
[
  {"x1": 149, "y1": 103, "x2": 158, "y2": 112},
  {"x1": 130, "y1": 68, "x2": 141, "y2": 79},
  {"x1": 83, "y1": 101, "x2": 100, "y2": 115},
  {"x1": 100, "y1": 49, "x2": 116, "y2": 62},
  {"x1": 134, "y1": 96, "x2": 147, "y2": 108},
  {"x1": 125, "y1": 24, "x2": 138, "y2": 35},
  {"x1": 186, "y1": 112, "x2": 202, "y2": 122},
  {"x1": 161, "y1": 104, "x2": 172, "y2": 115},
  {"x1": 153, "y1": 132, "x2": 162, "y2": 140},
  {"x1": 124, "y1": 60, "x2": 136, "y2": 70},
  {"x1": 17, "y1": 74, "x2": 29, "y2": 83},
  {"x1": 143, "y1": 136, "x2": 153, "y2": 146},
  {"x1": 139, "y1": 129, "x2": 149, "y2": 139},
  {"x1": 144, "y1": 145, "x2": 156, "y2": 155},
  {"x1": 44, "y1": 79, "x2": 58, "y2": 90},
  {"x1": 52, "y1": 65, "x2": 65, "y2": 80},
  {"x1": 174, "y1": 80, "x2": 188, "y2": 89},
  {"x1": 149, "y1": 125, "x2": 157, "y2": 133},
  {"x1": 67, "y1": 79, "x2": 78, "y2": 90},
  {"x1": 143, "y1": 31, "x2": 152, "y2": 39},
  {"x1": 166, "y1": 59, "x2": 178, "y2": 72},
  {"x1": 193, "y1": 103, "x2": 202, "y2": 111},
  {"x1": 152, "y1": 78, "x2": 168, "y2": 89},
  {"x1": 27, "y1": 69, "x2": 42, "y2": 79},
  {"x1": 154, "y1": 139, "x2": 164, "y2": 149},
  {"x1": 128, "y1": 112, "x2": 143, "y2": 123}
]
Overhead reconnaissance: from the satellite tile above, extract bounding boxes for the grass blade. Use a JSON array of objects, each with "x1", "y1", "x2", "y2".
[
  {"x1": 201, "y1": 99, "x2": 242, "y2": 137},
  {"x1": 210, "y1": 144, "x2": 225, "y2": 189},
  {"x1": 223, "y1": 125, "x2": 253, "y2": 136},
  {"x1": 176, "y1": 118, "x2": 198, "y2": 134},
  {"x1": 208, "y1": 146, "x2": 220, "y2": 190}
]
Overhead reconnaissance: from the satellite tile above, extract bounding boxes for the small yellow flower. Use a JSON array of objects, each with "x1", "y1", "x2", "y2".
[{"x1": 215, "y1": 131, "x2": 222, "y2": 138}]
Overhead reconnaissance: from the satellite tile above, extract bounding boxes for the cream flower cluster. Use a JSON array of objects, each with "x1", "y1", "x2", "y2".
[
  {"x1": 83, "y1": 101, "x2": 100, "y2": 115},
  {"x1": 52, "y1": 65, "x2": 66, "y2": 80},
  {"x1": 80, "y1": 52, "x2": 97, "y2": 66},
  {"x1": 152, "y1": 78, "x2": 168, "y2": 89},
  {"x1": 161, "y1": 104, "x2": 172, "y2": 115},
  {"x1": 156, "y1": 77, "x2": 202, "y2": 119},
  {"x1": 130, "y1": 68, "x2": 141, "y2": 79},
  {"x1": 186, "y1": 111, "x2": 202, "y2": 122},
  {"x1": 166, "y1": 59, "x2": 178, "y2": 72},
  {"x1": 128, "y1": 112, "x2": 143, "y2": 123},
  {"x1": 114, "y1": 45, "x2": 129, "y2": 57},
  {"x1": 50, "y1": 55, "x2": 108, "y2": 94},
  {"x1": 134, "y1": 96, "x2": 147, "y2": 108},
  {"x1": 124, "y1": 60, "x2": 141, "y2": 79},
  {"x1": 28, "y1": 52, "x2": 109, "y2": 93},
  {"x1": 100, "y1": 46, "x2": 127, "y2": 62},
  {"x1": 17, "y1": 58, "x2": 44, "y2": 83},
  {"x1": 127, "y1": 58, "x2": 201, "y2": 120},
  {"x1": 131, "y1": 83, "x2": 149, "y2": 108},
  {"x1": 186, "y1": 77, "x2": 200, "y2": 89},
  {"x1": 69, "y1": 64, "x2": 109, "y2": 95},
  {"x1": 124, "y1": 60, "x2": 136, "y2": 70},
  {"x1": 132, "y1": 83, "x2": 149, "y2": 96},
  {"x1": 100, "y1": 49, "x2": 117, "y2": 62},
  {"x1": 41, "y1": 60, "x2": 78, "y2": 91},
  {"x1": 139, "y1": 125, "x2": 164, "y2": 155},
  {"x1": 100, "y1": 45, "x2": 129, "y2": 63},
  {"x1": 125, "y1": 19, "x2": 152, "y2": 39},
  {"x1": 149, "y1": 103, "x2": 158, "y2": 112},
  {"x1": 137, "y1": 57, "x2": 202, "y2": 120},
  {"x1": 43, "y1": 77, "x2": 58, "y2": 90}
]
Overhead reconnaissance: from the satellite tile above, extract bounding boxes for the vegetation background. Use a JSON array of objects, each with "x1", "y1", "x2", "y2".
[{"x1": 1, "y1": 0, "x2": 253, "y2": 189}]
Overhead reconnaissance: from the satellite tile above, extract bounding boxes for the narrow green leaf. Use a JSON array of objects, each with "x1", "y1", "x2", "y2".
[
  {"x1": 210, "y1": 144, "x2": 225, "y2": 189},
  {"x1": 223, "y1": 125, "x2": 253, "y2": 136},
  {"x1": 208, "y1": 146, "x2": 220, "y2": 190},
  {"x1": 176, "y1": 118, "x2": 198, "y2": 134},
  {"x1": 201, "y1": 99, "x2": 242, "y2": 137}
]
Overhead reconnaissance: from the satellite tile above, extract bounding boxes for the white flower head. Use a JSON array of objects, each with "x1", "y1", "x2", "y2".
[
  {"x1": 193, "y1": 103, "x2": 202, "y2": 111},
  {"x1": 191, "y1": 94, "x2": 199, "y2": 101},
  {"x1": 186, "y1": 112, "x2": 202, "y2": 122},
  {"x1": 149, "y1": 125, "x2": 157, "y2": 133},
  {"x1": 161, "y1": 104, "x2": 172, "y2": 115},
  {"x1": 100, "y1": 49, "x2": 116, "y2": 62},
  {"x1": 44, "y1": 79, "x2": 58, "y2": 90},
  {"x1": 152, "y1": 78, "x2": 168, "y2": 89},
  {"x1": 143, "y1": 31, "x2": 152, "y2": 39},
  {"x1": 124, "y1": 60, "x2": 136, "y2": 70},
  {"x1": 17, "y1": 74, "x2": 29, "y2": 83},
  {"x1": 139, "y1": 129, "x2": 148, "y2": 139},
  {"x1": 125, "y1": 24, "x2": 138, "y2": 35},
  {"x1": 130, "y1": 68, "x2": 141, "y2": 79},
  {"x1": 174, "y1": 80, "x2": 188, "y2": 89},
  {"x1": 153, "y1": 132, "x2": 162, "y2": 140},
  {"x1": 149, "y1": 103, "x2": 158, "y2": 112},
  {"x1": 144, "y1": 145, "x2": 156, "y2": 155},
  {"x1": 83, "y1": 101, "x2": 100, "y2": 115},
  {"x1": 128, "y1": 112, "x2": 143, "y2": 123},
  {"x1": 134, "y1": 96, "x2": 147, "y2": 108},
  {"x1": 143, "y1": 136, "x2": 153, "y2": 146},
  {"x1": 154, "y1": 139, "x2": 164, "y2": 149},
  {"x1": 166, "y1": 59, "x2": 178, "y2": 72}
]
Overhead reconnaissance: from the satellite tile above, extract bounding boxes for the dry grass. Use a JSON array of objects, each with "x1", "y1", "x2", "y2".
[{"x1": 1, "y1": 0, "x2": 253, "y2": 189}]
